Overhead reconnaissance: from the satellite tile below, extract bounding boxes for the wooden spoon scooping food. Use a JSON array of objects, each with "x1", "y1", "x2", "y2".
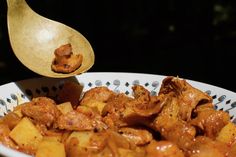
[{"x1": 7, "y1": 0, "x2": 95, "y2": 78}]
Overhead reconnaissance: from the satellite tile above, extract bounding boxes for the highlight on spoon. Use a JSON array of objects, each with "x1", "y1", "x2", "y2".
[{"x1": 7, "y1": 0, "x2": 95, "y2": 78}]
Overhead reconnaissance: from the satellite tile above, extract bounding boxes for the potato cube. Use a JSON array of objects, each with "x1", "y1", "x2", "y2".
[
  {"x1": 216, "y1": 122, "x2": 236, "y2": 144},
  {"x1": 43, "y1": 135, "x2": 62, "y2": 143},
  {"x1": 36, "y1": 140, "x2": 66, "y2": 157},
  {"x1": 9, "y1": 117, "x2": 43, "y2": 150},
  {"x1": 66, "y1": 131, "x2": 93, "y2": 148},
  {"x1": 57, "y1": 102, "x2": 73, "y2": 114},
  {"x1": 82, "y1": 100, "x2": 106, "y2": 114}
]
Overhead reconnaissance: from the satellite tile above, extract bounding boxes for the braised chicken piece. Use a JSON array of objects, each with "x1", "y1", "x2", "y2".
[
  {"x1": 51, "y1": 43, "x2": 83, "y2": 73},
  {"x1": 187, "y1": 136, "x2": 229, "y2": 157},
  {"x1": 102, "y1": 85, "x2": 167, "y2": 128},
  {"x1": 56, "y1": 106, "x2": 107, "y2": 131},
  {"x1": 102, "y1": 93, "x2": 133, "y2": 129},
  {"x1": 118, "y1": 127, "x2": 153, "y2": 146},
  {"x1": 190, "y1": 103, "x2": 230, "y2": 139},
  {"x1": 21, "y1": 97, "x2": 61, "y2": 127},
  {"x1": 159, "y1": 76, "x2": 212, "y2": 121},
  {"x1": 146, "y1": 140, "x2": 184, "y2": 157},
  {"x1": 152, "y1": 96, "x2": 196, "y2": 150},
  {"x1": 80, "y1": 86, "x2": 116, "y2": 105},
  {"x1": 122, "y1": 86, "x2": 167, "y2": 118}
]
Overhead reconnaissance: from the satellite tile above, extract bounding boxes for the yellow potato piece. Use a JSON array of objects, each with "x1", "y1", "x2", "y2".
[
  {"x1": 9, "y1": 117, "x2": 43, "y2": 150},
  {"x1": 216, "y1": 122, "x2": 236, "y2": 144},
  {"x1": 57, "y1": 102, "x2": 73, "y2": 114},
  {"x1": 36, "y1": 140, "x2": 66, "y2": 157},
  {"x1": 43, "y1": 135, "x2": 62, "y2": 143},
  {"x1": 67, "y1": 131, "x2": 93, "y2": 148},
  {"x1": 82, "y1": 100, "x2": 106, "y2": 114}
]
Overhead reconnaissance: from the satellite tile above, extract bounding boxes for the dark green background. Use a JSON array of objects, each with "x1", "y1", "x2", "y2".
[{"x1": 1, "y1": 0, "x2": 236, "y2": 92}]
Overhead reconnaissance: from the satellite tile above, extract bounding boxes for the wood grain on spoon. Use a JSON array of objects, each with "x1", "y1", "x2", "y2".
[{"x1": 7, "y1": 0, "x2": 94, "y2": 78}]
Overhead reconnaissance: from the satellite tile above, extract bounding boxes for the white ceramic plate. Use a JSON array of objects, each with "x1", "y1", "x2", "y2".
[{"x1": 0, "y1": 72, "x2": 236, "y2": 157}]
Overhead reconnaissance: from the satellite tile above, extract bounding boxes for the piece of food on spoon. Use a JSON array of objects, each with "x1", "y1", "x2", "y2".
[{"x1": 51, "y1": 43, "x2": 83, "y2": 73}]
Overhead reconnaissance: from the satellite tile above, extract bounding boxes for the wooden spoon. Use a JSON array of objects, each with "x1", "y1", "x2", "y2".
[{"x1": 7, "y1": 0, "x2": 95, "y2": 78}]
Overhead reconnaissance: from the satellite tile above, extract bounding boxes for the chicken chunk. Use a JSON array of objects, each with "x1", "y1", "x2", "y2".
[
  {"x1": 190, "y1": 103, "x2": 230, "y2": 139},
  {"x1": 159, "y1": 76, "x2": 212, "y2": 121},
  {"x1": 118, "y1": 127, "x2": 153, "y2": 146},
  {"x1": 21, "y1": 97, "x2": 61, "y2": 127},
  {"x1": 80, "y1": 87, "x2": 116, "y2": 105},
  {"x1": 146, "y1": 140, "x2": 184, "y2": 157},
  {"x1": 187, "y1": 136, "x2": 228, "y2": 157},
  {"x1": 51, "y1": 43, "x2": 83, "y2": 73},
  {"x1": 56, "y1": 106, "x2": 107, "y2": 131},
  {"x1": 152, "y1": 96, "x2": 196, "y2": 150},
  {"x1": 102, "y1": 93, "x2": 133, "y2": 129},
  {"x1": 102, "y1": 86, "x2": 167, "y2": 128}
]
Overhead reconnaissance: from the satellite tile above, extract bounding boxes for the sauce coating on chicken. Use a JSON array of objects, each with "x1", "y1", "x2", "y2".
[{"x1": 51, "y1": 43, "x2": 83, "y2": 73}]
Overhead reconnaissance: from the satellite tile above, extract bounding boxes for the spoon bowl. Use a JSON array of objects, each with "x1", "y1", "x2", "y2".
[{"x1": 7, "y1": 0, "x2": 95, "y2": 78}]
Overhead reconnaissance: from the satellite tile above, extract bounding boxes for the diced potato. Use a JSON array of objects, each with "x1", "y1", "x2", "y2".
[
  {"x1": 36, "y1": 140, "x2": 66, "y2": 157},
  {"x1": 66, "y1": 131, "x2": 93, "y2": 148},
  {"x1": 57, "y1": 102, "x2": 73, "y2": 114},
  {"x1": 216, "y1": 122, "x2": 236, "y2": 144},
  {"x1": 82, "y1": 100, "x2": 106, "y2": 114},
  {"x1": 43, "y1": 135, "x2": 62, "y2": 143},
  {"x1": 9, "y1": 117, "x2": 43, "y2": 150},
  {"x1": 57, "y1": 81, "x2": 83, "y2": 107}
]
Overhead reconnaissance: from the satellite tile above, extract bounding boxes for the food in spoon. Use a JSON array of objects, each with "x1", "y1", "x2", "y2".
[
  {"x1": 1, "y1": 76, "x2": 236, "y2": 157},
  {"x1": 51, "y1": 43, "x2": 83, "y2": 73}
]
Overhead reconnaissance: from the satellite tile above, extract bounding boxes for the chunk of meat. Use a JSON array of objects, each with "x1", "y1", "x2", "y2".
[
  {"x1": 80, "y1": 87, "x2": 116, "y2": 105},
  {"x1": 102, "y1": 93, "x2": 132, "y2": 129},
  {"x1": 187, "y1": 136, "x2": 228, "y2": 157},
  {"x1": 121, "y1": 94, "x2": 168, "y2": 125},
  {"x1": 123, "y1": 85, "x2": 167, "y2": 118},
  {"x1": 56, "y1": 106, "x2": 107, "y2": 131},
  {"x1": 51, "y1": 43, "x2": 83, "y2": 73},
  {"x1": 152, "y1": 96, "x2": 196, "y2": 150},
  {"x1": 102, "y1": 86, "x2": 167, "y2": 128},
  {"x1": 118, "y1": 127, "x2": 153, "y2": 146},
  {"x1": 56, "y1": 110, "x2": 94, "y2": 131},
  {"x1": 190, "y1": 103, "x2": 230, "y2": 139},
  {"x1": 21, "y1": 97, "x2": 61, "y2": 127},
  {"x1": 146, "y1": 140, "x2": 184, "y2": 157},
  {"x1": 159, "y1": 76, "x2": 212, "y2": 121}
]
